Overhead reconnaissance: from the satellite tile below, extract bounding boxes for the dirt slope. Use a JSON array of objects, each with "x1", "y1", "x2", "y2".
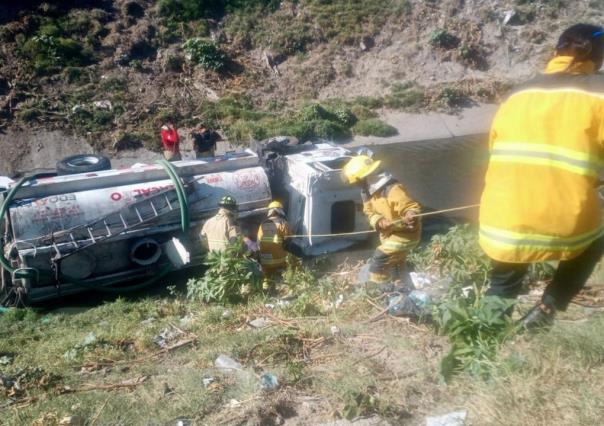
[{"x1": 0, "y1": 0, "x2": 602, "y2": 174}]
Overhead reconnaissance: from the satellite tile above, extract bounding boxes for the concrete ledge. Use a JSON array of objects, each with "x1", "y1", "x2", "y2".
[{"x1": 347, "y1": 104, "x2": 498, "y2": 147}]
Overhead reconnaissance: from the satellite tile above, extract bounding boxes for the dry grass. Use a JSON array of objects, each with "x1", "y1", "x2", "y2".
[{"x1": 2, "y1": 261, "x2": 604, "y2": 424}]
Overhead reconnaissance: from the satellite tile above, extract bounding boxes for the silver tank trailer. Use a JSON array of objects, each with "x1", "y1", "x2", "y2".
[{"x1": 3, "y1": 151, "x2": 271, "y2": 302}]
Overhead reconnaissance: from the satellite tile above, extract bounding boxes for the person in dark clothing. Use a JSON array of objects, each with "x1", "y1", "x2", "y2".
[{"x1": 191, "y1": 124, "x2": 221, "y2": 158}]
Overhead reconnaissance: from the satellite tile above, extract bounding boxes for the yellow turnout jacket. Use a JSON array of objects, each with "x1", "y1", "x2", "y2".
[
  {"x1": 479, "y1": 56, "x2": 604, "y2": 263},
  {"x1": 257, "y1": 216, "x2": 291, "y2": 268},
  {"x1": 200, "y1": 208, "x2": 241, "y2": 252},
  {"x1": 363, "y1": 182, "x2": 421, "y2": 254}
]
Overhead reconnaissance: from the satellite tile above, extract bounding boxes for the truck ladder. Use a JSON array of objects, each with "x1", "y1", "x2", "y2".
[{"x1": 34, "y1": 183, "x2": 194, "y2": 261}]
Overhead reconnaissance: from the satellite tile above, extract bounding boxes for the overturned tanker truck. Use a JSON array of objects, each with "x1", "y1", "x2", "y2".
[{"x1": 0, "y1": 140, "x2": 374, "y2": 306}]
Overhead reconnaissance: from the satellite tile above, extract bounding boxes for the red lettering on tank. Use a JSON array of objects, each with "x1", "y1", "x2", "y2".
[
  {"x1": 234, "y1": 172, "x2": 260, "y2": 190},
  {"x1": 205, "y1": 175, "x2": 223, "y2": 184},
  {"x1": 132, "y1": 184, "x2": 173, "y2": 197}
]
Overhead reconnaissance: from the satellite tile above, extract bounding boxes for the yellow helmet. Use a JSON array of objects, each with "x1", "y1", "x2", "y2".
[
  {"x1": 268, "y1": 200, "x2": 283, "y2": 209},
  {"x1": 342, "y1": 155, "x2": 381, "y2": 184}
]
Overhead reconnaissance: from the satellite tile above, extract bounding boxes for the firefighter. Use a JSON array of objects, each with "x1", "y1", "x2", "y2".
[
  {"x1": 479, "y1": 24, "x2": 604, "y2": 329},
  {"x1": 342, "y1": 155, "x2": 421, "y2": 285},
  {"x1": 257, "y1": 201, "x2": 293, "y2": 279},
  {"x1": 200, "y1": 195, "x2": 256, "y2": 252},
  {"x1": 160, "y1": 120, "x2": 181, "y2": 161}
]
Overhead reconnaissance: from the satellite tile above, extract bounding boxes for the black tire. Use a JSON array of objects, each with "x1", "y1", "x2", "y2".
[{"x1": 56, "y1": 154, "x2": 111, "y2": 175}]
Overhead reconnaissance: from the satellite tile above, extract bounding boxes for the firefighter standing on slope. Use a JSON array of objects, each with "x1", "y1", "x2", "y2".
[
  {"x1": 342, "y1": 155, "x2": 421, "y2": 285},
  {"x1": 200, "y1": 195, "x2": 256, "y2": 253},
  {"x1": 257, "y1": 201, "x2": 293, "y2": 280},
  {"x1": 479, "y1": 24, "x2": 604, "y2": 330}
]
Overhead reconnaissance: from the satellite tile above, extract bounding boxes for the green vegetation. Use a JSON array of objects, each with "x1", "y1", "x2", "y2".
[
  {"x1": 183, "y1": 37, "x2": 227, "y2": 71},
  {"x1": 1, "y1": 223, "x2": 603, "y2": 423},
  {"x1": 352, "y1": 119, "x2": 398, "y2": 137},
  {"x1": 18, "y1": 35, "x2": 94, "y2": 76},
  {"x1": 187, "y1": 241, "x2": 262, "y2": 303},
  {"x1": 429, "y1": 28, "x2": 460, "y2": 49}
]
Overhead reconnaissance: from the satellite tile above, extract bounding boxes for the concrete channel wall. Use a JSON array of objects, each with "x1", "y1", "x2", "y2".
[{"x1": 346, "y1": 105, "x2": 497, "y2": 221}]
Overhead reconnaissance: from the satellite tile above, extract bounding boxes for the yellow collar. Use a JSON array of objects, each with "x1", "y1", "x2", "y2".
[{"x1": 544, "y1": 56, "x2": 596, "y2": 75}]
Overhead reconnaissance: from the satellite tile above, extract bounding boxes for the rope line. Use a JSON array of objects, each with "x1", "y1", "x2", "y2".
[{"x1": 283, "y1": 203, "x2": 480, "y2": 239}]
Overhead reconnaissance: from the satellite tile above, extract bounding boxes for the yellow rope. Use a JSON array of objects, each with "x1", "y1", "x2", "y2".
[{"x1": 284, "y1": 203, "x2": 480, "y2": 239}]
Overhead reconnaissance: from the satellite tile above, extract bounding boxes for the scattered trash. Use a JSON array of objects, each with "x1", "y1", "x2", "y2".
[
  {"x1": 410, "y1": 272, "x2": 436, "y2": 289},
  {"x1": 248, "y1": 317, "x2": 271, "y2": 329},
  {"x1": 426, "y1": 410, "x2": 467, "y2": 426},
  {"x1": 409, "y1": 290, "x2": 431, "y2": 308},
  {"x1": 387, "y1": 290, "x2": 432, "y2": 318},
  {"x1": 179, "y1": 314, "x2": 194, "y2": 327},
  {"x1": 140, "y1": 317, "x2": 156, "y2": 326},
  {"x1": 64, "y1": 332, "x2": 99, "y2": 360},
  {"x1": 175, "y1": 419, "x2": 192, "y2": 426},
  {"x1": 221, "y1": 310, "x2": 232, "y2": 320},
  {"x1": 59, "y1": 415, "x2": 85, "y2": 426},
  {"x1": 259, "y1": 373, "x2": 279, "y2": 391},
  {"x1": 228, "y1": 399, "x2": 241, "y2": 408},
  {"x1": 93, "y1": 100, "x2": 113, "y2": 110},
  {"x1": 502, "y1": 10, "x2": 517, "y2": 26},
  {"x1": 82, "y1": 332, "x2": 97, "y2": 346},
  {"x1": 202, "y1": 377, "x2": 215, "y2": 388},
  {"x1": 330, "y1": 325, "x2": 341, "y2": 336},
  {"x1": 264, "y1": 303, "x2": 276, "y2": 310},
  {"x1": 214, "y1": 354, "x2": 243, "y2": 373},
  {"x1": 40, "y1": 315, "x2": 51, "y2": 324},
  {"x1": 335, "y1": 294, "x2": 344, "y2": 309},
  {"x1": 154, "y1": 327, "x2": 184, "y2": 349},
  {"x1": 0, "y1": 354, "x2": 13, "y2": 366},
  {"x1": 71, "y1": 104, "x2": 85, "y2": 113}
]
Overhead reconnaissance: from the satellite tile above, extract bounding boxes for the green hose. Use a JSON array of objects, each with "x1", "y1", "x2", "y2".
[
  {"x1": 0, "y1": 176, "x2": 36, "y2": 278},
  {"x1": 156, "y1": 159, "x2": 189, "y2": 233},
  {"x1": 0, "y1": 162, "x2": 192, "y2": 297}
]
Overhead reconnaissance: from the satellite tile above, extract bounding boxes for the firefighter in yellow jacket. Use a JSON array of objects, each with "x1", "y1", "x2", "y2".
[
  {"x1": 343, "y1": 155, "x2": 421, "y2": 284},
  {"x1": 479, "y1": 23, "x2": 604, "y2": 329},
  {"x1": 257, "y1": 201, "x2": 292, "y2": 278},
  {"x1": 201, "y1": 195, "x2": 255, "y2": 252}
]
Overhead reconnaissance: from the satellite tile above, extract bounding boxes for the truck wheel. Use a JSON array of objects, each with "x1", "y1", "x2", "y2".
[{"x1": 56, "y1": 154, "x2": 111, "y2": 175}]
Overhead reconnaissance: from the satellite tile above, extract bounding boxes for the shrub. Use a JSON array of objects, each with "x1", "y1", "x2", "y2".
[
  {"x1": 438, "y1": 86, "x2": 465, "y2": 107},
  {"x1": 21, "y1": 35, "x2": 94, "y2": 75},
  {"x1": 352, "y1": 119, "x2": 397, "y2": 137},
  {"x1": 353, "y1": 96, "x2": 383, "y2": 109},
  {"x1": 186, "y1": 240, "x2": 262, "y2": 303},
  {"x1": 350, "y1": 104, "x2": 378, "y2": 120},
  {"x1": 164, "y1": 53, "x2": 184, "y2": 72},
  {"x1": 183, "y1": 37, "x2": 227, "y2": 71},
  {"x1": 18, "y1": 108, "x2": 40, "y2": 122},
  {"x1": 313, "y1": 119, "x2": 352, "y2": 141},
  {"x1": 429, "y1": 29, "x2": 460, "y2": 49}
]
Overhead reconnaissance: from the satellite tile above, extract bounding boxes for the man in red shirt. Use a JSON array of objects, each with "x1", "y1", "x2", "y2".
[{"x1": 160, "y1": 120, "x2": 181, "y2": 161}]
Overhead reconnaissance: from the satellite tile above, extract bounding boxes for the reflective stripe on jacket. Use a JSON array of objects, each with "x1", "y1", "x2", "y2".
[
  {"x1": 363, "y1": 182, "x2": 421, "y2": 253},
  {"x1": 257, "y1": 217, "x2": 291, "y2": 267},
  {"x1": 200, "y1": 208, "x2": 241, "y2": 252},
  {"x1": 479, "y1": 56, "x2": 604, "y2": 263}
]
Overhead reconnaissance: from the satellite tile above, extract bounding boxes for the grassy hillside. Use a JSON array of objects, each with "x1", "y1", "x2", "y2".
[{"x1": 0, "y1": 0, "x2": 600, "y2": 150}]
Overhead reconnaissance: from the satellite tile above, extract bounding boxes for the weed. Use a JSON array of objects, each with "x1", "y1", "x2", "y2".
[
  {"x1": 438, "y1": 86, "x2": 466, "y2": 108},
  {"x1": 17, "y1": 108, "x2": 40, "y2": 122},
  {"x1": 164, "y1": 53, "x2": 185, "y2": 72},
  {"x1": 352, "y1": 119, "x2": 397, "y2": 137},
  {"x1": 183, "y1": 38, "x2": 227, "y2": 71},
  {"x1": 350, "y1": 104, "x2": 378, "y2": 120},
  {"x1": 429, "y1": 29, "x2": 460, "y2": 49},
  {"x1": 354, "y1": 96, "x2": 384, "y2": 109},
  {"x1": 435, "y1": 295, "x2": 515, "y2": 381},
  {"x1": 187, "y1": 240, "x2": 262, "y2": 303}
]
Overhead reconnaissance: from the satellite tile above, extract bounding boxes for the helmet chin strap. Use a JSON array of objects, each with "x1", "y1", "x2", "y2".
[{"x1": 367, "y1": 172, "x2": 394, "y2": 196}]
